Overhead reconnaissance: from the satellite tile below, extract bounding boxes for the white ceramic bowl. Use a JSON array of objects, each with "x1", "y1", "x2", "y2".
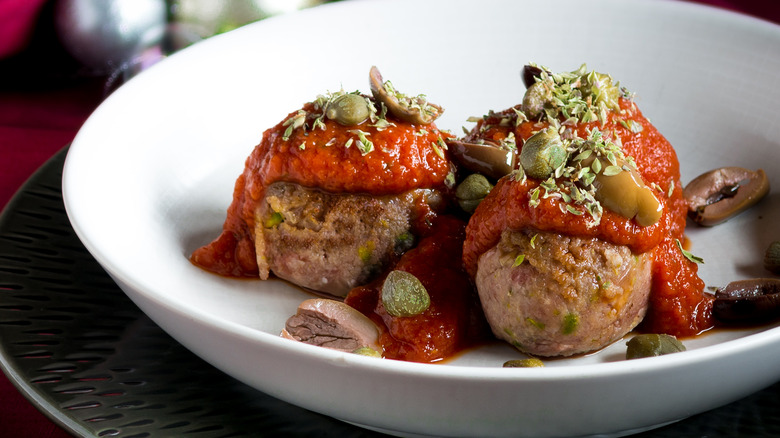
[{"x1": 63, "y1": 0, "x2": 780, "y2": 436}]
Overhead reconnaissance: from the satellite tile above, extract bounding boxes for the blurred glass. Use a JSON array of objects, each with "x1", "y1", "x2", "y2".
[
  {"x1": 0, "y1": 0, "x2": 332, "y2": 90},
  {"x1": 51, "y1": 0, "x2": 330, "y2": 94},
  {"x1": 55, "y1": 0, "x2": 167, "y2": 72},
  {"x1": 173, "y1": 0, "x2": 329, "y2": 36}
]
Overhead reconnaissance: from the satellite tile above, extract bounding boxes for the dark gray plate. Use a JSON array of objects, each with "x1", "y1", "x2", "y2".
[{"x1": 0, "y1": 148, "x2": 778, "y2": 437}]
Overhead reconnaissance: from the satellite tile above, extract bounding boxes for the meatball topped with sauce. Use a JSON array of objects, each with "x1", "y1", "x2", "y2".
[
  {"x1": 191, "y1": 67, "x2": 453, "y2": 296},
  {"x1": 457, "y1": 64, "x2": 713, "y2": 356}
]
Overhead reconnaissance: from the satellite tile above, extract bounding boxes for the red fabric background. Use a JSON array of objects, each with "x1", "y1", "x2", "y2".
[
  {"x1": 0, "y1": 80, "x2": 104, "y2": 438},
  {"x1": 0, "y1": 0, "x2": 48, "y2": 58},
  {"x1": 0, "y1": 1, "x2": 778, "y2": 436}
]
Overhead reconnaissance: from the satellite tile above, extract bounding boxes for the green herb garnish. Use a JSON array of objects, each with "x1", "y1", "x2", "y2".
[{"x1": 676, "y1": 239, "x2": 704, "y2": 264}]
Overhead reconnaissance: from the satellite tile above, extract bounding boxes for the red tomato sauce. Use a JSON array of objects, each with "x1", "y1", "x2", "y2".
[
  {"x1": 190, "y1": 102, "x2": 452, "y2": 277},
  {"x1": 462, "y1": 98, "x2": 714, "y2": 337},
  {"x1": 194, "y1": 92, "x2": 714, "y2": 361},
  {"x1": 345, "y1": 216, "x2": 489, "y2": 363}
]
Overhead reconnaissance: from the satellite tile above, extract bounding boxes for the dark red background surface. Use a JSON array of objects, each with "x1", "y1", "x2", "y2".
[{"x1": 1, "y1": 1, "x2": 778, "y2": 436}]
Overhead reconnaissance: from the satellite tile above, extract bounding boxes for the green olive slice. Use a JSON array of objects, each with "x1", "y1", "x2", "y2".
[
  {"x1": 369, "y1": 66, "x2": 443, "y2": 125},
  {"x1": 683, "y1": 167, "x2": 770, "y2": 226},
  {"x1": 625, "y1": 334, "x2": 686, "y2": 360},
  {"x1": 503, "y1": 358, "x2": 545, "y2": 368},
  {"x1": 381, "y1": 270, "x2": 430, "y2": 317},
  {"x1": 352, "y1": 346, "x2": 382, "y2": 357},
  {"x1": 590, "y1": 159, "x2": 662, "y2": 227}
]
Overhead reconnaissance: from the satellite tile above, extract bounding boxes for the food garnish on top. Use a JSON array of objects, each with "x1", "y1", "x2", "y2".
[
  {"x1": 190, "y1": 67, "x2": 454, "y2": 296},
  {"x1": 458, "y1": 63, "x2": 713, "y2": 356},
  {"x1": 192, "y1": 63, "x2": 774, "y2": 363}
]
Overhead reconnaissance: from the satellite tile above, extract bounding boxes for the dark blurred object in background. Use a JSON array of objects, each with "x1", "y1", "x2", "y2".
[
  {"x1": 0, "y1": 0, "x2": 48, "y2": 59},
  {"x1": 0, "y1": 0, "x2": 329, "y2": 91},
  {"x1": 0, "y1": 0, "x2": 85, "y2": 89},
  {"x1": 0, "y1": 0, "x2": 776, "y2": 93}
]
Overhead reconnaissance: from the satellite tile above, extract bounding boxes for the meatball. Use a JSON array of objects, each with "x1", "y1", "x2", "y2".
[
  {"x1": 254, "y1": 182, "x2": 441, "y2": 296},
  {"x1": 475, "y1": 228, "x2": 652, "y2": 357}
]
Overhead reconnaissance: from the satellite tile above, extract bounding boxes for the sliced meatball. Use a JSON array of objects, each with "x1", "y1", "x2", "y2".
[
  {"x1": 475, "y1": 228, "x2": 652, "y2": 357},
  {"x1": 254, "y1": 182, "x2": 441, "y2": 296}
]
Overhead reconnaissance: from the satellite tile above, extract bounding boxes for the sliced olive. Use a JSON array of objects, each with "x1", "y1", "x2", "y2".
[
  {"x1": 713, "y1": 278, "x2": 780, "y2": 322},
  {"x1": 447, "y1": 139, "x2": 516, "y2": 180},
  {"x1": 325, "y1": 93, "x2": 370, "y2": 126},
  {"x1": 503, "y1": 358, "x2": 544, "y2": 368},
  {"x1": 519, "y1": 127, "x2": 567, "y2": 179},
  {"x1": 381, "y1": 270, "x2": 430, "y2": 317},
  {"x1": 369, "y1": 66, "x2": 443, "y2": 125},
  {"x1": 765, "y1": 241, "x2": 780, "y2": 275},
  {"x1": 282, "y1": 299, "x2": 381, "y2": 352},
  {"x1": 521, "y1": 64, "x2": 546, "y2": 89},
  {"x1": 456, "y1": 173, "x2": 493, "y2": 213},
  {"x1": 352, "y1": 346, "x2": 382, "y2": 357},
  {"x1": 626, "y1": 334, "x2": 686, "y2": 360},
  {"x1": 590, "y1": 158, "x2": 662, "y2": 227},
  {"x1": 683, "y1": 167, "x2": 770, "y2": 226}
]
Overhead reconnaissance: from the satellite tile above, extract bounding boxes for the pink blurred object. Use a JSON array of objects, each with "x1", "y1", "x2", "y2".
[
  {"x1": 689, "y1": 0, "x2": 780, "y2": 24},
  {"x1": 0, "y1": 0, "x2": 48, "y2": 58}
]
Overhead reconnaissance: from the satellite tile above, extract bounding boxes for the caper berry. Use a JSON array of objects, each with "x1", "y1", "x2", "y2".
[
  {"x1": 522, "y1": 78, "x2": 554, "y2": 119},
  {"x1": 765, "y1": 241, "x2": 780, "y2": 275},
  {"x1": 519, "y1": 127, "x2": 567, "y2": 179},
  {"x1": 456, "y1": 173, "x2": 493, "y2": 213},
  {"x1": 325, "y1": 93, "x2": 370, "y2": 126},
  {"x1": 625, "y1": 334, "x2": 686, "y2": 360},
  {"x1": 381, "y1": 270, "x2": 430, "y2": 317},
  {"x1": 503, "y1": 358, "x2": 544, "y2": 368}
]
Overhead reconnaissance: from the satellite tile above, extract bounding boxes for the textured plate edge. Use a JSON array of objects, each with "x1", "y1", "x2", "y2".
[{"x1": 0, "y1": 146, "x2": 93, "y2": 438}]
